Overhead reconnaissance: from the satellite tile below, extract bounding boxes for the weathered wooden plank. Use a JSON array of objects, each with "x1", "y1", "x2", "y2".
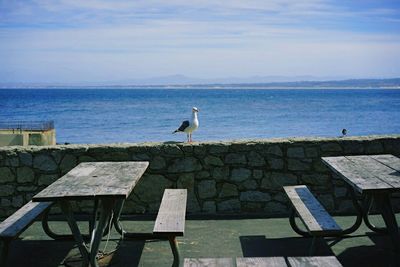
[
  {"x1": 153, "y1": 189, "x2": 187, "y2": 236},
  {"x1": 370, "y1": 154, "x2": 400, "y2": 173},
  {"x1": 322, "y1": 157, "x2": 391, "y2": 193},
  {"x1": 33, "y1": 161, "x2": 149, "y2": 201},
  {"x1": 288, "y1": 256, "x2": 342, "y2": 267},
  {"x1": 284, "y1": 185, "x2": 341, "y2": 235},
  {"x1": 184, "y1": 258, "x2": 233, "y2": 267},
  {"x1": 0, "y1": 201, "x2": 52, "y2": 238},
  {"x1": 236, "y1": 257, "x2": 286, "y2": 267},
  {"x1": 345, "y1": 155, "x2": 400, "y2": 189}
]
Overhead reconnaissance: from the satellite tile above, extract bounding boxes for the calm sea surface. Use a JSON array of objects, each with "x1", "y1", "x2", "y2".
[{"x1": 1, "y1": 89, "x2": 399, "y2": 144}]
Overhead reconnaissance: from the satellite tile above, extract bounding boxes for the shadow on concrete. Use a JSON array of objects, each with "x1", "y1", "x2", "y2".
[
  {"x1": 239, "y1": 235, "x2": 334, "y2": 257},
  {"x1": 6, "y1": 239, "x2": 74, "y2": 266},
  {"x1": 336, "y1": 232, "x2": 399, "y2": 267},
  {"x1": 106, "y1": 240, "x2": 146, "y2": 267}
]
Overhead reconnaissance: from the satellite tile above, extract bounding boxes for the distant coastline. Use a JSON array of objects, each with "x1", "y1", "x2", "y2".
[{"x1": 1, "y1": 77, "x2": 400, "y2": 89}]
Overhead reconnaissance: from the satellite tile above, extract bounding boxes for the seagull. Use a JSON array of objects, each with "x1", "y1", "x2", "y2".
[
  {"x1": 173, "y1": 107, "x2": 199, "y2": 142},
  {"x1": 342, "y1": 128, "x2": 347, "y2": 137}
]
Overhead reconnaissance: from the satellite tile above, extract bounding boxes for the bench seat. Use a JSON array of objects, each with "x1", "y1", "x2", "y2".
[
  {"x1": 284, "y1": 185, "x2": 341, "y2": 236},
  {"x1": 153, "y1": 189, "x2": 187, "y2": 236},
  {"x1": 0, "y1": 200, "x2": 53, "y2": 266},
  {"x1": 153, "y1": 189, "x2": 187, "y2": 267},
  {"x1": 184, "y1": 258, "x2": 233, "y2": 267},
  {"x1": 185, "y1": 257, "x2": 343, "y2": 267}
]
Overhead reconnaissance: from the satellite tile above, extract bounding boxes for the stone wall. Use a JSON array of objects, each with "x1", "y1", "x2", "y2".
[{"x1": 1, "y1": 135, "x2": 400, "y2": 219}]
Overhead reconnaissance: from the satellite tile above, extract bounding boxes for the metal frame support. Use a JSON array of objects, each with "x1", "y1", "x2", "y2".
[{"x1": 168, "y1": 236, "x2": 180, "y2": 267}]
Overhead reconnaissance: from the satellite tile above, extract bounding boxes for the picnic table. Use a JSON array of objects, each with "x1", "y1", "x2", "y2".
[
  {"x1": 32, "y1": 161, "x2": 149, "y2": 267},
  {"x1": 322, "y1": 154, "x2": 400, "y2": 252}
]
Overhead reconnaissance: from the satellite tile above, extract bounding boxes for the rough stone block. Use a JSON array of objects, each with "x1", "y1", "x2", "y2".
[
  {"x1": 163, "y1": 145, "x2": 183, "y2": 156},
  {"x1": 17, "y1": 185, "x2": 37, "y2": 192},
  {"x1": 133, "y1": 174, "x2": 173, "y2": 203},
  {"x1": 38, "y1": 174, "x2": 59, "y2": 186},
  {"x1": 0, "y1": 185, "x2": 14, "y2": 196},
  {"x1": 240, "y1": 180, "x2": 258, "y2": 190},
  {"x1": 287, "y1": 147, "x2": 305, "y2": 158},
  {"x1": 1, "y1": 198, "x2": 11, "y2": 207},
  {"x1": 365, "y1": 141, "x2": 384, "y2": 154},
  {"x1": 198, "y1": 180, "x2": 217, "y2": 199},
  {"x1": 240, "y1": 191, "x2": 271, "y2": 202},
  {"x1": 267, "y1": 158, "x2": 284, "y2": 169},
  {"x1": 17, "y1": 166, "x2": 34, "y2": 183},
  {"x1": 305, "y1": 147, "x2": 319, "y2": 158},
  {"x1": 264, "y1": 201, "x2": 288, "y2": 214},
  {"x1": 217, "y1": 199, "x2": 241, "y2": 212},
  {"x1": 288, "y1": 159, "x2": 311, "y2": 171},
  {"x1": 253, "y1": 169, "x2": 263, "y2": 180},
  {"x1": 5, "y1": 156, "x2": 19, "y2": 167},
  {"x1": 204, "y1": 155, "x2": 224, "y2": 167},
  {"x1": 300, "y1": 174, "x2": 330, "y2": 185},
  {"x1": 321, "y1": 143, "x2": 342, "y2": 152},
  {"x1": 193, "y1": 146, "x2": 207, "y2": 156},
  {"x1": 0, "y1": 167, "x2": 15, "y2": 183},
  {"x1": 196, "y1": 171, "x2": 210, "y2": 179},
  {"x1": 334, "y1": 186, "x2": 348, "y2": 198},
  {"x1": 149, "y1": 156, "x2": 166, "y2": 170},
  {"x1": 265, "y1": 145, "x2": 283, "y2": 156},
  {"x1": 78, "y1": 155, "x2": 96, "y2": 162},
  {"x1": 12, "y1": 195, "x2": 23, "y2": 208},
  {"x1": 225, "y1": 153, "x2": 247, "y2": 165},
  {"x1": 242, "y1": 202, "x2": 265, "y2": 212},
  {"x1": 60, "y1": 154, "x2": 77, "y2": 174},
  {"x1": 231, "y1": 168, "x2": 251, "y2": 182},
  {"x1": 168, "y1": 157, "x2": 202, "y2": 173},
  {"x1": 19, "y1": 152, "x2": 33, "y2": 166},
  {"x1": 261, "y1": 172, "x2": 297, "y2": 190},
  {"x1": 219, "y1": 183, "x2": 239, "y2": 198},
  {"x1": 33, "y1": 154, "x2": 58, "y2": 172},
  {"x1": 209, "y1": 144, "x2": 229, "y2": 154},
  {"x1": 202, "y1": 201, "x2": 216, "y2": 213},
  {"x1": 211, "y1": 167, "x2": 229, "y2": 180},
  {"x1": 247, "y1": 151, "x2": 265, "y2": 166}
]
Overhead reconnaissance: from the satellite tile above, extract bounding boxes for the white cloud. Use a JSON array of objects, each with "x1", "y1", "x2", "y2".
[{"x1": 0, "y1": 0, "x2": 399, "y2": 82}]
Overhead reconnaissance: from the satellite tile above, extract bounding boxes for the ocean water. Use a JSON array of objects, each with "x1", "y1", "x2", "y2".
[{"x1": 0, "y1": 89, "x2": 399, "y2": 144}]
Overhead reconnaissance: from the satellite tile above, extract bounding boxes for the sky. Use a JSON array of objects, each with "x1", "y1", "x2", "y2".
[{"x1": 0, "y1": 0, "x2": 400, "y2": 84}]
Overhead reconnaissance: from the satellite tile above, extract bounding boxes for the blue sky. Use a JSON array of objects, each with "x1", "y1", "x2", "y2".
[{"x1": 0, "y1": 0, "x2": 400, "y2": 83}]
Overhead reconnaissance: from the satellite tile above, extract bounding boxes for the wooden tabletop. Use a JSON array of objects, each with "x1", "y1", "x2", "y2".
[
  {"x1": 322, "y1": 154, "x2": 400, "y2": 194},
  {"x1": 33, "y1": 161, "x2": 149, "y2": 201}
]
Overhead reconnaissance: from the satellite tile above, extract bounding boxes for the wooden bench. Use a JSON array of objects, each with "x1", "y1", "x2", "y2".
[
  {"x1": 237, "y1": 256, "x2": 343, "y2": 267},
  {"x1": 184, "y1": 258, "x2": 233, "y2": 267},
  {"x1": 283, "y1": 185, "x2": 342, "y2": 255},
  {"x1": 153, "y1": 189, "x2": 187, "y2": 267},
  {"x1": 0, "y1": 201, "x2": 53, "y2": 266},
  {"x1": 184, "y1": 257, "x2": 343, "y2": 267}
]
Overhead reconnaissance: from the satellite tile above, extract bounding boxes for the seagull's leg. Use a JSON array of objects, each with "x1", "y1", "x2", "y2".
[
  {"x1": 187, "y1": 133, "x2": 190, "y2": 142},
  {"x1": 189, "y1": 133, "x2": 192, "y2": 143}
]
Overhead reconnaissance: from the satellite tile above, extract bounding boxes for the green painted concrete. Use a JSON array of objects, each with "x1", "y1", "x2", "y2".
[{"x1": 5, "y1": 215, "x2": 399, "y2": 266}]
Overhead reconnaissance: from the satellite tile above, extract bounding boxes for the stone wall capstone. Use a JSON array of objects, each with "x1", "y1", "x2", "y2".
[{"x1": 0, "y1": 135, "x2": 400, "y2": 218}]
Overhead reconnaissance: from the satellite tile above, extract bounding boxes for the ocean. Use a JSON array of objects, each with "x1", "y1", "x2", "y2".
[{"x1": 1, "y1": 89, "x2": 399, "y2": 144}]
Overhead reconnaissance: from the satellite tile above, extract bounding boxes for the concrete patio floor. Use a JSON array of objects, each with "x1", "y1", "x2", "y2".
[{"x1": 5, "y1": 214, "x2": 400, "y2": 267}]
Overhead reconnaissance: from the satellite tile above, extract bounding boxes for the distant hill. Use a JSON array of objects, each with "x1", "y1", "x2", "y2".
[{"x1": 1, "y1": 77, "x2": 399, "y2": 89}]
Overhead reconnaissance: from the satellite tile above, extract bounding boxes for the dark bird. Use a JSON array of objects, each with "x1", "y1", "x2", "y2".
[
  {"x1": 173, "y1": 107, "x2": 199, "y2": 142},
  {"x1": 342, "y1": 128, "x2": 347, "y2": 136}
]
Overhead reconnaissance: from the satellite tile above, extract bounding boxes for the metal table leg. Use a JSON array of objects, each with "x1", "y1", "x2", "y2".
[
  {"x1": 362, "y1": 194, "x2": 388, "y2": 234},
  {"x1": 374, "y1": 193, "x2": 400, "y2": 252},
  {"x1": 89, "y1": 199, "x2": 116, "y2": 267},
  {"x1": 59, "y1": 201, "x2": 90, "y2": 267}
]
